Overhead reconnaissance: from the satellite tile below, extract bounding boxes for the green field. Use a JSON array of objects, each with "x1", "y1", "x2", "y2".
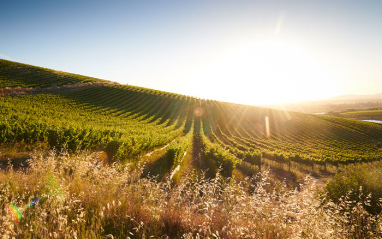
[
  {"x1": 341, "y1": 109, "x2": 382, "y2": 118},
  {"x1": 2, "y1": 59, "x2": 382, "y2": 237},
  {"x1": 1, "y1": 59, "x2": 382, "y2": 172}
]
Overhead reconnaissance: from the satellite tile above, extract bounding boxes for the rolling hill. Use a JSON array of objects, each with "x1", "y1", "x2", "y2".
[{"x1": 1, "y1": 59, "x2": 382, "y2": 179}]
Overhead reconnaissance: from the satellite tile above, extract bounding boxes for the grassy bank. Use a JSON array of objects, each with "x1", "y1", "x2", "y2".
[{"x1": 340, "y1": 109, "x2": 382, "y2": 120}]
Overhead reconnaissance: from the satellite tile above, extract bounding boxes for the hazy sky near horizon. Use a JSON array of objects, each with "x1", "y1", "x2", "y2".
[{"x1": 1, "y1": 0, "x2": 382, "y2": 105}]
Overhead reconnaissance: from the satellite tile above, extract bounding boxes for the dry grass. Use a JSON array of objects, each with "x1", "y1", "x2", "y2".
[{"x1": 1, "y1": 151, "x2": 381, "y2": 238}]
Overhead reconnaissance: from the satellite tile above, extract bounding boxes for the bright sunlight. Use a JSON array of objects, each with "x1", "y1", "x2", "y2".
[{"x1": 196, "y1": 40, "x2": 339, "y2": 105}]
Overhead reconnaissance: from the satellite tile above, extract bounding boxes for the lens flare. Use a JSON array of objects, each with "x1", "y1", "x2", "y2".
[
  {"x1": 8, "y1": 203, "x2": 23, "y2": 223},
  {"x1": 7, "y1": 198, "x2": 42, "y2": 223},
  {"x1": 194, "y1": 107, "x2": 204, "y2": 117},
  {"x1": 47, "y1": 175, "x2": 63, "y2": 197},
  {"x1": 7, "y1": 174, "x2": 61, "y2": 224},
  {"x1": 25, "y1": 198, "x2": 41, "y2": 209},
  {"x1": 265, "y1": 116, "x2": 270, "y2": 138}
]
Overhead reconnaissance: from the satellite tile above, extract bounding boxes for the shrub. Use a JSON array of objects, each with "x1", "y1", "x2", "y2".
[{"x1": 322, "y1": 162, "x2": 382, "y2": 215}]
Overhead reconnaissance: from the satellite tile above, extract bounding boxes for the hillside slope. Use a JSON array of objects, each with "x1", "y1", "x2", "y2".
[
  {"x1": 1, "y1": 60, "x2": 382, "y2": 178},
  {"x1": 0, "y1": 59, "x2": 108, "y2": 88}
]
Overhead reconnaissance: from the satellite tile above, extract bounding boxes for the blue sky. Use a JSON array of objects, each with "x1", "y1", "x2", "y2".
[{"x1": 1, "y1": 0, "x2": 382, "y2": 104}]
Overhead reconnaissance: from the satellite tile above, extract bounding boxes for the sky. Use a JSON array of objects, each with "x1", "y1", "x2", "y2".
[{"x1": 1, "y1": 0, "x2": 382, "y2": 105}]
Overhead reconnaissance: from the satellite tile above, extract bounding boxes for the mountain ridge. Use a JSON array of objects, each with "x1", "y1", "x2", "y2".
[{"x1": 322, "y1": 93, "x2": 382, "y2": 101}]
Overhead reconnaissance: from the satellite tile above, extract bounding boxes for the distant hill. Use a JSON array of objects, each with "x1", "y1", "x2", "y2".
[
  {"x1": 322, "y1": 93, "x2": 382, "y2": 101},
  {"x1": 265, "y1": 93, "x2": 382, "y2": 114}
]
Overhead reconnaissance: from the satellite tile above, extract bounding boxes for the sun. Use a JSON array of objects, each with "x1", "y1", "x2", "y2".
[{"x1": 195, "y1": 39, "x2": 338, "y2": 105}]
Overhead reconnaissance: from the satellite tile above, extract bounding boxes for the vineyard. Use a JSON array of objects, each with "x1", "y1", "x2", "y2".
[
  {"x1": 2, "y1": 59, "x2": 382, "y2": 238},
  {"x1": 1, "y1": 59, "x2": 382, "y2": 179}
]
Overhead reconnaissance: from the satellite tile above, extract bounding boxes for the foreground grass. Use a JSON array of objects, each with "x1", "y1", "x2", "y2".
[{"x1": 1, "y1": 152, "x2": 382, "y2": 238}]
